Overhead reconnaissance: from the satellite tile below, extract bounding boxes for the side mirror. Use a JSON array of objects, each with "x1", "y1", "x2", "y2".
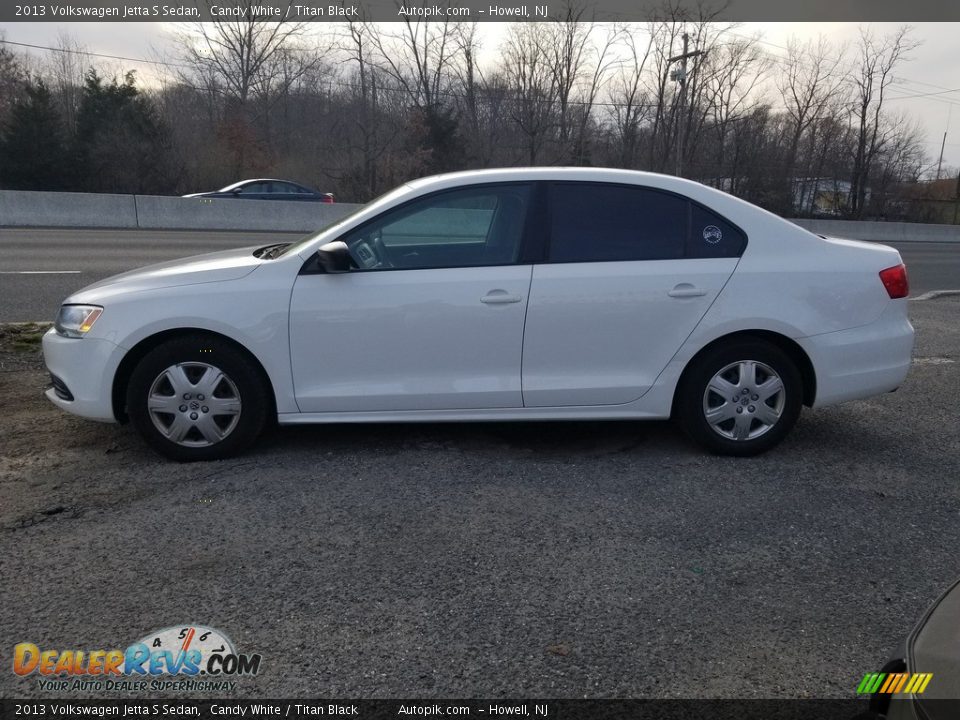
[
  {"x1": 315, "y1": 241, "x2": 354, "y2": 273},
  {"x1": 231, "y1": 188, "x2": 242, "y2": 195}
]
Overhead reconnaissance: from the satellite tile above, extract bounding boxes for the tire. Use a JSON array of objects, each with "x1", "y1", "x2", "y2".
[
  {"x1": 675, "y1": 339, "x2": 803, "y2": 457},
  {"x1": 126, "y1": 334, "x2": 269, "y2": 461}
]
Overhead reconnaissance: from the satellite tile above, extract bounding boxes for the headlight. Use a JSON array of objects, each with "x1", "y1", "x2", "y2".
[{"x1": 54, "y1": 305, "x2": 103, "y2": 338}]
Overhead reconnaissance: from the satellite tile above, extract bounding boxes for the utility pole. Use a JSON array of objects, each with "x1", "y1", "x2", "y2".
[
  {"x1": 954, "y1": 167, "x2": 960, "y2": 225},
  {"x1": 669, "y1": 32, "x2": 705, "y2": 178},
  {"x1": 936, "y1": 105, "x2": 952, "y2": 181},
  {"x1": 936, "y1": 131, "x2": 946, "y2": 180}
]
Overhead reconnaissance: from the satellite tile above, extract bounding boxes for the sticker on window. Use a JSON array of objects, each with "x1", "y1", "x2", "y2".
[{"x1": 703, "y1": 225, "x2": 723, "y2": 244}]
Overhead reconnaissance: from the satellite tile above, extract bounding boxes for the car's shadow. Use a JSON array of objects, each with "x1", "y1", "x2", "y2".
[{"x1": 261, "y1": 418, "x2": 691, "y2": 460}]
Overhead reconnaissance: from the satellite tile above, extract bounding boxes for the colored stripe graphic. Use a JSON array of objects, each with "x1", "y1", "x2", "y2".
[
  {"x1": 857, "y1": 673, "x2": 886, "y2": 694},
  {"x1": 858, "y1": 672, "x2": 932, "y2": 695}
]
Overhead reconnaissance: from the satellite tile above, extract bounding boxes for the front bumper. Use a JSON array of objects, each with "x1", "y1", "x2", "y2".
[{"x1": 41, "y1": 329, "x2": 123, "y2": 422}]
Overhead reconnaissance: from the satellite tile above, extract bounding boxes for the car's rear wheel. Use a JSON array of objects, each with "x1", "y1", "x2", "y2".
[
  {"x1": 676, "y1": 339, "x2": 802, "y2": 456},
  {"x1": 126, "y1": 335, "x2": 268, "y2": 461}
]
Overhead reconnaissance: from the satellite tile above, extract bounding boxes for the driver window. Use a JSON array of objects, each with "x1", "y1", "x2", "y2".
[{"x1": 340, "y1": 184, "x2": 531, "y2": 270}]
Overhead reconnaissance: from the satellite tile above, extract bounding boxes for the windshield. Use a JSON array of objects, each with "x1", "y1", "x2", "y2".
[{"x1": 277, "y1": 185, "x2": 413, "y2": 257}]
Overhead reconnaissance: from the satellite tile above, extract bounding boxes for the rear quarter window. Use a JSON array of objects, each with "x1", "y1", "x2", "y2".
[
  {"x1": 547, "y1": 182, "x2": 746, "y2": 262},
  {"x1": 688, "y1": 203, "x2": 747, "y2": 258}
]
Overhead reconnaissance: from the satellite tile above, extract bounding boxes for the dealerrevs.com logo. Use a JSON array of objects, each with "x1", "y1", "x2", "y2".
[{"x1": 13, "y1": 625, "x2": 262, "y2": 693}]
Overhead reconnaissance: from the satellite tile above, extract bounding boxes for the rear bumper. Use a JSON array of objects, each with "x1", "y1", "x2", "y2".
[
  {"x1": 41, "y1": 329, "x2": 122, "y2": 422},
  {"x1": 799, "y1": 301, "x2": 914, "y2": 408}
]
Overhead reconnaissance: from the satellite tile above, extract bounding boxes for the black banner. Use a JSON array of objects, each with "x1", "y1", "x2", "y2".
[
  {"x1": 3, "y1": 0, "x2": 960, "y2": 23},
  {"x1": 4, "y1": 699, "x2": 959, "y2": 720}
]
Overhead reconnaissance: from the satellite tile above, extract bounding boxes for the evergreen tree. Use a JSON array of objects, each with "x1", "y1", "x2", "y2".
[
  {"x1": 72, "y1": 70, "x2": 175, "y2": 193},
  {"x1": 0, "y1": 80, "x2": 68, "y2": 190}
]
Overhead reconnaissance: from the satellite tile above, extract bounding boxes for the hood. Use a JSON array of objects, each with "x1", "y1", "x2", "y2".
[{"x1": 67, "y1": 245, "x2": 262, "y2": 304}]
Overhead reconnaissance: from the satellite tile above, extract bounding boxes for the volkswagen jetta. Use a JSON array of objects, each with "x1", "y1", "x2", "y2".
[{"x1": 42, "y1": 168, "x2": 914, "y2": 461}]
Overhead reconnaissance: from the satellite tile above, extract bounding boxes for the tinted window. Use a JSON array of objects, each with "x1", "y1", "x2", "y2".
[
  {"x1": 339, "y1": 184, "x2": 531, "y2": 270},
  {"x1": 549, "y1": 183, "x2": 686, "y2": 262},
  {"x1": 688, "y1": 204, "x2": 747, "y2": 258},
  {"x1": 237, "y1": 182, "x2": 268, "y2": 194},
  {"x1": 269, "y1": 182, "x2": 301, "y2": 194}
]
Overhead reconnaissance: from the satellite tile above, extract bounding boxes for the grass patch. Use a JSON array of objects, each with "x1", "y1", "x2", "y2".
[{"x1": 0, "y1": 322, "x2": 53, "y2": 353}]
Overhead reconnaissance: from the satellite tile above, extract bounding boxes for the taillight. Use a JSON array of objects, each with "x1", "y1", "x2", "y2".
[
  {"x1": 322, "y1": 194, "x2": 335, "y2": 204},
  {"x1": 879, "y1": 264, "x2": 909, "y2": 299}
]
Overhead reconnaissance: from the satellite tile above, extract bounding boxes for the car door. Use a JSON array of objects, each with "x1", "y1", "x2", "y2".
[
  {"x1": 289, "y1": 183, "x2": 534, "y2": 413},
  {"x1": 521, "y1": 182, "x2": 745, "y2": 407}
]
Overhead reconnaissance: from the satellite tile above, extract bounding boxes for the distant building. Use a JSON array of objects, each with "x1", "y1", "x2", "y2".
[
  {"x1": 791, "y1": 178, "x2": 863, "y2": 217},
  {"x1": 897, "y1": 177, "x2": 960, "y2": 224}
]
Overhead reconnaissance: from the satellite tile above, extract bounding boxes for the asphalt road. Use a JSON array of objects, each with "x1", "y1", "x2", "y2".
[
  {"x1": 0, "y1": 228, "x2": 958, "y2": 322},
  {"x1": 0, "y1": 228, "x2": 301, "y2": 322},
  {"x1": 1, "y1": 296, "x2": 958, "y2": 699}
]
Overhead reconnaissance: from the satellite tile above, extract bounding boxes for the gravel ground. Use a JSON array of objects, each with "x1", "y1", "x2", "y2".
[{"x1": 1, "y1": 299, "x2": 958, "y2": 700}]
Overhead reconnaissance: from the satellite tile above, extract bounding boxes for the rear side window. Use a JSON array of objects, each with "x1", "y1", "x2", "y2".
[
  {"x1": 549, "y1": 183, "x2": 686, "y2": 262},
  {"x1": 547, "y1": 182, "x2": 746, "y2": 262},
  {"x1": 688, "y1": 203, "x2": 747, "y2": 258}
]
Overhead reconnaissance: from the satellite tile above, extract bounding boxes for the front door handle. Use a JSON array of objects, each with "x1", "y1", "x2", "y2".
[
  {"x1": 668, "y1": 284, "x2": 708, "y2": 298},
  {"x1": 481, "y1": 290, "x2": 523, "y2": 304}
]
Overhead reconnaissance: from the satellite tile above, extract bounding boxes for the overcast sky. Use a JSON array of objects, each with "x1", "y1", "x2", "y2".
[{"x1": 2, "y1": 20, "x2": 958, "y2": 172}]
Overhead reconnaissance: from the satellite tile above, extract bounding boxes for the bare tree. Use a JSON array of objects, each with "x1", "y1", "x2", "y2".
[
  {"x1": 368, "y1": 14, "x2": 466, "y2": 171},
  {"x1": 848, "y1": 25, "x2": 919, "y2": 217},
  {"x1": 41, "y1": 31, "x2": 87, "y2": 136},
  {"x1": 500, "y1": 23, "x2": 559, "y2": 164},
  {"x1": 177, "y1": 1, "x2": 313, "y2": 107},
  {"x1": 606, "y1": 24, "x2": 655, "y2": 167},
  {"x1": 703, "y1": 34, "x2": 769, "y2": 185},
  {"x1": 774, "y1": 35, "x2": 848, "y2": 211},
  {"x1": 541, "y1": 5, "x2": 621, "y2": 162},
  {"x1": 330, "y1": 19, "x2": 407, "y2": 196},
  {"x1": 175, "y1": 0, "x2": 318, "y2": 174},
  {"x1": 867, "y1": 111, "x2": 927, "y2": 217},
  {"x1": 369, "y1": 14, "x2": 459, "y2": 111}
]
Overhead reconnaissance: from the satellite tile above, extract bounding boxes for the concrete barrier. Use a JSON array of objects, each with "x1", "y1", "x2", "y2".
[
  {"x1": 0, "y1": 189, "x2": 360, "y2": 232},
  {"x1": 0, "y1": 190, "x2": 138, "y2": 228},
  {"x1": 791, "y1": 218, "x2": 960, "y2": 243},
  {"x1": 134, "y1": 195, "x2": 359, "y2": 232},
  {"x1": 2, "y1": 189, "x2": 959, "y2": 240}
]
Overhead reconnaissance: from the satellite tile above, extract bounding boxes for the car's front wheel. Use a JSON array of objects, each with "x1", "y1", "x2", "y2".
[
  {"x1": 126, "y1": 335, "x2": 269, "y2": 461},
  {"x1": 675, "y1": 339, "x2": 803, "y2": 456}
]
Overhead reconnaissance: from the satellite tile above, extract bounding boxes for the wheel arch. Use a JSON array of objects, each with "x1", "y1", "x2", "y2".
[
  {"x1": 111, "y1": 328, "x2": 278, "y2": 424},
  {"x1": 672, "y1": 330, "x2": 816, "y2": 415}
]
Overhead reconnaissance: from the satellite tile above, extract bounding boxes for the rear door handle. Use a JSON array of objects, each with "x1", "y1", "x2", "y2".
[
  {"x1": 481, "y1": 290, "x2": 523, "y2": 304},
  {"x1": 668, "y1": 284, "x2": 708, "y2": 298}
]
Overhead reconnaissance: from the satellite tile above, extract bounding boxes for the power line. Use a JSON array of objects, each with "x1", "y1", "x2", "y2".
[
  {"x1": 0, "y1": 38, "x2": 192, "y2": 70},
  {"x1": 0, "y1": 36, "x2": 660, "y2": 110},
  {"x1": 4, "y1": 31, "x2": 959, "y2": 115},
  {"x1": 724, "y1": 29, "x2": 960, "y2": 109}
]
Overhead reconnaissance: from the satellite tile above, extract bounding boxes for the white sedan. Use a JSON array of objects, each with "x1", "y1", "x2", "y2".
[{"x1": 42, "y1": 168, "x2": 914, "y2": 461}]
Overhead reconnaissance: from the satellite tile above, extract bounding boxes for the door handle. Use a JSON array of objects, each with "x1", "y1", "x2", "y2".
[
  {"x1": 481, "y1": 291, "x2": 523, "y2": 304},
  {"x1": 668, "y1": 284, "x2": 708, "y2": 298}
]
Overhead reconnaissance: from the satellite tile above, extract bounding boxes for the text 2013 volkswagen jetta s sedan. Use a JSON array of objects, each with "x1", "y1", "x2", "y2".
[{"x1": 42, "y1": 168, "x2": 914, "y2": 461}]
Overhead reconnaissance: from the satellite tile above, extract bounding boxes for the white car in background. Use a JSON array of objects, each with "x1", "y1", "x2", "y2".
[{"x1": 42, "y1": 168, "x2": 914, "y2": 461}]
